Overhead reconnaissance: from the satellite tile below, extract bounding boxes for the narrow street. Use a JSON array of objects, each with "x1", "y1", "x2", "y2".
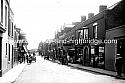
[{"x1": 14, "y1": 56, "x2": 125, "y2": 83}]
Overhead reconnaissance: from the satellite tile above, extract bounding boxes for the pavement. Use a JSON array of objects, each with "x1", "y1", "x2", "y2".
[
  {"x1": 51, "y1": 59, "x2": 125, "y2": 80},
  {"x1": 0, "y1": 63, "x2": 26, "y2": 83},
  {"x1": 68, "y1": 63, "x2": 125, "y2": 80}
]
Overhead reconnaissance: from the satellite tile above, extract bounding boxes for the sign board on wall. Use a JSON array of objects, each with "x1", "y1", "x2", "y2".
[
  {"x1": 91, "y1": 48, "x2": 95, "y2": 54},
  {"x1": 99, "y1": 47, "x2": 104, "y2": 53}
]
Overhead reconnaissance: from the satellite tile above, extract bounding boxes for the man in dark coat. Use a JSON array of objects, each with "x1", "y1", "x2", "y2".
[
  {"x1": 115, "y1": 54, "x2": 123, "y2": 77},
  {"x1": 26, "y1": 54, "x2": 29, "y2": 63}
]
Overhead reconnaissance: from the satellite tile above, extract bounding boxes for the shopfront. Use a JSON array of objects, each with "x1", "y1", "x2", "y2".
[
  {"x1": 90, "y1": 44, "x2": 105, "y2": 69},
  {"x1": 75, "y1": 43, "x2": 90, "y2": 66},
  {"x1": 105, "y1": 25, "x2": 125, "y2": 71}
]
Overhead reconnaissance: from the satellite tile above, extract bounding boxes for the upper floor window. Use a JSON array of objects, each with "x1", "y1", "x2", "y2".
[
  {"x1": 0, "y1": 0, "x2": 3, "y2": 23},
  {"x1": 83, "y1": 29, "x2": 88, "y2": 39},
  {"x1": 5, "y1": 6, "x2": 7, "y2": 27},
  {"x1": 80, "y1": 30, "x2": 83, "y2": 39},
  {"x1": 93, "y1": 23, "x2": 98, "y2": 39},
  {"x1": 72, "y1": 35, "x2": 75, "y2": 40},
  {"x1": 6, "y1": 43, "x2": 7, "y2": 55},
  {"x1": 12, "y1": 22, "x2": 13, "y2": 36},
  {"x1": 78, "y1": 30, "x2": 81, "y2": 39},
  {"x1": 8, "y1": 19, "x2": 11, "y2": 36}
]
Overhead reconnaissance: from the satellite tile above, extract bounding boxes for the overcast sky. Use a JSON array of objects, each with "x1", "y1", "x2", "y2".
[{"x1": 10, "y1": 0, "x2": 121, "y2": 49}]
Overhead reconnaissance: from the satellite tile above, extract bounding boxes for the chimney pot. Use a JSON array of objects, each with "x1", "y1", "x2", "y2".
[
  {"x1": 99, "y1": 5, "x2": 107, "y2": 12},
  {"x1": 88, "y1": 13, "x2": 94, "y2": 19},
  {"x1": 81, "y1": 16, "x2": 86, "y2": 22}
]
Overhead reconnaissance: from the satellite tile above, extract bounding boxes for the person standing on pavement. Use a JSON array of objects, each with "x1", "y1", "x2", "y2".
[
  {"x1": 115, "y1": 54, "x2": 123, "y2": 77},
  {"x1": 95, "y1": 55, "x2": 99, "y2": 67},
  {"x1": 93, "y1": 55, "x2": 99, "y2": 68},
  {"x1": 26, "y1": 54, "x2": 29, "y2": 63},
  {"x1": 28, "y1": 54, "x2": 32, "y2": 64}
]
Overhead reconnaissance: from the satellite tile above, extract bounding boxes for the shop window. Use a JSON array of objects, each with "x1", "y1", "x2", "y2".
[
  {"x1": 98, "y1": 46, "x2": 105, "y2": 68},
  {"x1": 90, "y1": 46, "x2": 105, "y2": 69}
]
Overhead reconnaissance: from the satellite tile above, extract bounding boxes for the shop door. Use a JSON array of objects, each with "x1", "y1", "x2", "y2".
[
  {"x1": 117, "y1": 39, "x2": 125, "y2": 73},
  {"x1": 83, "y1": 47, "x2": 89, "y2": 66}
]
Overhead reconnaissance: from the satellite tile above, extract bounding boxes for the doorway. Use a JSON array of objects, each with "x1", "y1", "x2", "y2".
[
  {"x1": 83, "y1": 46, "x2": 89, "y2": 66},
  {"x1": 117, "y1": 39, "x2": 125, "y2": 73}
]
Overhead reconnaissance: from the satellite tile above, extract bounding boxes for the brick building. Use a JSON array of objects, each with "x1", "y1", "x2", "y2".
[
  {"x1": 105, "y1": 0, "x2": 125, "y2": 71},
  {"x1": 54, "y1": 0, "x2": 125, "y2": 73}
]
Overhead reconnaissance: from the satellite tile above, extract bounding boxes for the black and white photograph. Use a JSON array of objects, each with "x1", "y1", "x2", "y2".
[{"x1": 0, "y1": 0, "x2": 125, "y2": 83}]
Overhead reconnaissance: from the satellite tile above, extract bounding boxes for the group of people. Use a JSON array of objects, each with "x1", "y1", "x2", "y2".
[
  {"x1": 26, "y1": 54, "x2": 33, "y2": 64},
  {"x1": 18, "y1": 53, "x2": 36, "y2": 64}
]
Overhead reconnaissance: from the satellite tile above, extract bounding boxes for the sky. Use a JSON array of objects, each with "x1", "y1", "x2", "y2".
[{"x1": 10, "y1": 0, "x2": 121, "y2": 49}]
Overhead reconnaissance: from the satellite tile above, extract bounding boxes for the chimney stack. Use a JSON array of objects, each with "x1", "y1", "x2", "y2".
[
  {"x1": 88, "y1": 13, "x2": 94, "y2": 19},
  {"x1": 99, "y1": 5, "x2": 107, "y2": 12},
  {"x1": 81, "y1": 16, "x2": 86, "y2": 22}
]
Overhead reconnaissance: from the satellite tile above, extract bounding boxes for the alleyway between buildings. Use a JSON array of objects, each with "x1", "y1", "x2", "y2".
[{"x1": 14, "y1": 56, "x2": 125, "y2": 83}]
